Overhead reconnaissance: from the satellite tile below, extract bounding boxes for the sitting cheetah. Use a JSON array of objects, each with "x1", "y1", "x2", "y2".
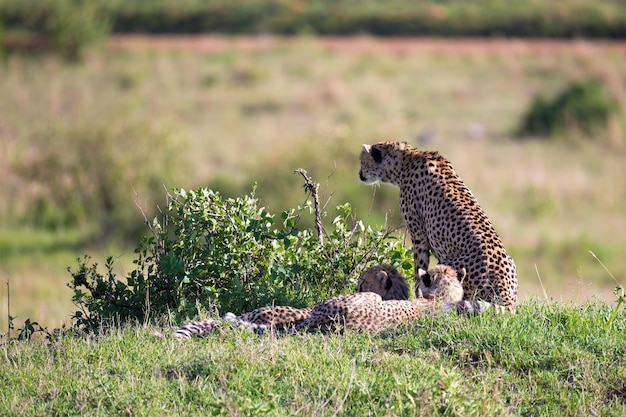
[
  {"x1": 359, "y1": 141, "x2": 518, "y2": 311},
  {"x1": 295, "y1": 264, "x2": 465, "y2": 332},
  {"x1": 174, "y1": 264, "x2": 409, "y2": 339}
]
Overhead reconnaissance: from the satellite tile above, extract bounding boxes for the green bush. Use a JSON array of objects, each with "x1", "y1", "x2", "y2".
[
  {"x1": 517, "y1": 80, "x2": 619, "y2": 138},
  {"x1": 3, "y1": 0, "x2": 626, "y2": 43},
  {"x1": 67, "y1": 184, "x2": 413, "y2": 332}
]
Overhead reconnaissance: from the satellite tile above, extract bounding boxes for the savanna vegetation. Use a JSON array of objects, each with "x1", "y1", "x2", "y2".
[
  {"x1": 2, "y1": 180, "x2": 626, "y2": 415},
  {"x1": 1, "y1": 3, "x2": 625, "y2": 413},
  {"x1": 3, "y1": 0, "x2": 626, "y2": 61},
  {"x1": 1, "y1": 173, "x2": 625, "y2": 416},
  {"x1": 2, "y1": 36, "x2": 624, "y2": 331}
]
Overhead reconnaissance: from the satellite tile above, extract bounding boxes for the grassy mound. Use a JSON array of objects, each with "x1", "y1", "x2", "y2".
[{"x1": 2, "y1": 299, "x2": 625, "y2": 415}]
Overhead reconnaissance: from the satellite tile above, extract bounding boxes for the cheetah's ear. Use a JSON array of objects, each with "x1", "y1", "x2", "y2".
[
  {"x1": 362, "y1": 144, "x2": 371, "y2": 153},
  {"x1": 416, "y1": 287, "x2": 424, "y2": 298},
  {"x1": 376, "y1": 270, "x2": 392, "y2": 290},
  {"x1": 417, "y1": 268, "x2": 427, "y2": 279},
  {"x1": 371, "y1": 147, "x2": 383, "y2": 163},
  {"x1": 457, "y1": 268, "x2": 467, "y2": 282}
]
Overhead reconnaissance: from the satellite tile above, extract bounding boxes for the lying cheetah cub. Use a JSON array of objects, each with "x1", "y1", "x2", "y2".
[{"x1": 174, "y1": 264, "x2": 409, "y2": 339}]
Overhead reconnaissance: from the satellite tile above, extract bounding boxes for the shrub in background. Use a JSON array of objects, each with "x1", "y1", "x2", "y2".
[
  {"x1": 5, "y1": 0, "x2": 626, "y2": 53},
  {"x1": 518, "y1": 80, "x2": 618, "y2": 138},
  {"x1": 103, "y1": 0, "x2": 626, "y2": 38},
  {"x1": 67, "y1": 184, "x2": 413, "y2": 332},
  {"x1": 0, "y1": 0, "x2": 109, "y2": 61}
]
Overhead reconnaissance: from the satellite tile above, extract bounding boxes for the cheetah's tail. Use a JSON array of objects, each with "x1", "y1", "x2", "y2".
[{"x1": 174, "y1": 319, "x2": 221, "y2": 339}]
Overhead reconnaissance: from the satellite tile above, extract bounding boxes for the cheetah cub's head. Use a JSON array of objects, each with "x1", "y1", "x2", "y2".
[
  {"x1": 417, "y1": 265, "x2": 465, "y2": 303},
  {"x1": 356, "y1": 264, "x2": 409, "y2": 301},
  {"x1": 359, "y1": 141, "x2": 409, "y2": 186}
]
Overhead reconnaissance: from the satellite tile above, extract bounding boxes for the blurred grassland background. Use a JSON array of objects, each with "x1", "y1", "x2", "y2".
[{"x1": 1, "y1": 0, "x2": 626, "y2": 331}]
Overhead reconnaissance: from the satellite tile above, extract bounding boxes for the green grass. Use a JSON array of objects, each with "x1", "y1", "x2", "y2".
[{"x1": 1, "y1": 300, "x2": 625, "y2": 416}]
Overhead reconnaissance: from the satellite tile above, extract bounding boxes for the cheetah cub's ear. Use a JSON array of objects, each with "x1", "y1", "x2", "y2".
[
  {"x1": 418, "y1": 268, "x2": 431, "y2": 287},
  {"x1": 417, "y1": 268, "x2": 429, "y2": 298},
  {"x1": 362, "y1": 144, "x2": 371, "y2": 153},
  {"x1": 376, "y1": 270, "x2": 392, "y2": 290},
  {"x1": 457, "y1": 268, "x2": 467, "y2": 283}
]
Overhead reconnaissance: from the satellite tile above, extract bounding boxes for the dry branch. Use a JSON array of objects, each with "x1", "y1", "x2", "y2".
[{"x1": 295, "y1": 169, "x2": 324, "y2": 245}]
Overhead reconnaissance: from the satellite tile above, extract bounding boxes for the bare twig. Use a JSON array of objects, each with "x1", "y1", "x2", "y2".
[{"x1": 295, "y1": 169, "x2": 324, "y2": 245}]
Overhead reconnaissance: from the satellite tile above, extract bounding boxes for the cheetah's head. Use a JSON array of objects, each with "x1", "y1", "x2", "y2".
[
  {"x1": 359, "y1": 141, "x2": 409, "y2": 186},
  {"x1": 417, "y1": 265, "x2": 465, "y2": 303},
  {"x1": 356, "y1": 264, "x2": 409, "y2": 300}
]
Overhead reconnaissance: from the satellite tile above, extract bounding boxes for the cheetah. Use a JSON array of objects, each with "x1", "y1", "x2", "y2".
[
  {"x1": 174, "y1": 264, "x2": 409, "y2": 338},
  {"x1": 295, "y1": 264, "x2": 465, "y2": 332},
  {"x1": 359, "y1": 141, "x2": 518, "y2": 311}
]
